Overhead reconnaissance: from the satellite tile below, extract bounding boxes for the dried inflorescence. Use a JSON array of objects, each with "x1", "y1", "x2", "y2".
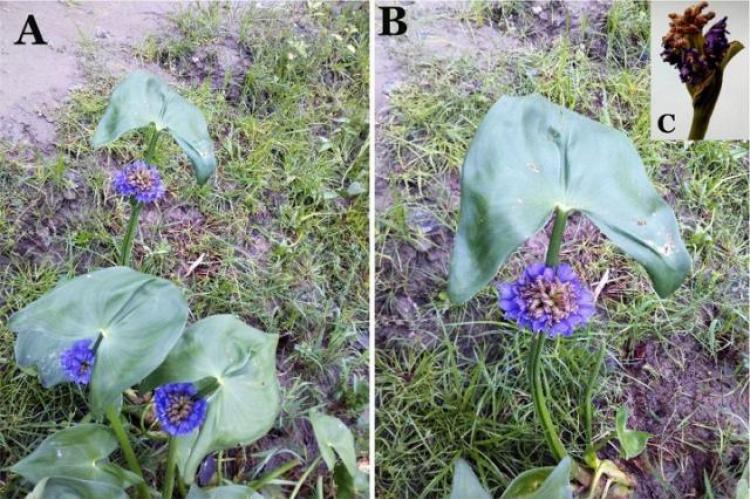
[{"x1": 661, "y1": 1, "x2": 730, "y2": 84}]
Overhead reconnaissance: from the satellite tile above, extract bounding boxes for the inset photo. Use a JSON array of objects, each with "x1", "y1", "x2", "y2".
[
  {"x1": 0, "y1": 2, "x2": 369, "y2": 498},
  {"x1": 651, "y1": 1, "x2": 749, "y2": 140},
  {"x1": 375, "y1": 1, "x2": 748, "y2": 498}
]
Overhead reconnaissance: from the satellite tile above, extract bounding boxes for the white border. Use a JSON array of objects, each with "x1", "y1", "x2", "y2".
[{"x1": 368, "y1": 1, "x2": 376, "y2": 498}]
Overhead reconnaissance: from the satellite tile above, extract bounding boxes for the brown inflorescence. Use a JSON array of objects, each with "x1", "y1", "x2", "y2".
[
  {"x1": 520, "y1": 277, "x2": 578, "y2": 324},
  {"x1": 661, "y1": 1, "x2": 730, "y2": 85},
  {"x1": 166, "y1": 393, "x2": 196, "y2": 424},
  {"x1": 127, "y1": 167, "x2": 156, "y2": 192}
]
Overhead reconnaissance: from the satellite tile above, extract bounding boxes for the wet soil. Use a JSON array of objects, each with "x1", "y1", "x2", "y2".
[{"x1": 614, "y1": 334, "x2": 749, "y2": 498}]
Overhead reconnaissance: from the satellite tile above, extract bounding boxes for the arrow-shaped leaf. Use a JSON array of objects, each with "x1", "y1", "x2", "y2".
[
  {"x1": 142, "y1": 315, "x2": 280, "y2": 483},
  {"x1": 9, "y1": 267, "x2": 189, "y2": 415},
  {"x1": 615, "y1": 406, "x2": 651, "y2": 460},
  {"x1": 10, "y1": 424, "x2": 140, "y2": 489},
  {"x1": 92, "y1": 70, "x2": 217, "y2": 184},
  {"x1": 309, "y1": 411, "x2": 358, "y2": 478},
  {"x1": 448, "y1": 95, "x2": 690, "y2": 304}
]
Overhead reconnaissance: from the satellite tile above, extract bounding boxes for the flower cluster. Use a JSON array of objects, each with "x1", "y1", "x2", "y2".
[
  {"x1": 113, "y1": 160, "x2": 165, "y2": 204},
  {"x1": 60, "y1": 339, "x2": 96, "y2": 384},
  {"x1": 154, "y1": 382, "x2": 207, "y2": 436},
  {"x1": 498, "y1": 263, "x2": 594, "y2": 337},
  {"x1": 661, "y1": 2, "x2": 730, "y2": 85},
  {"x1": 704, "y1": 17, "x2": 729, "y2": 66}
]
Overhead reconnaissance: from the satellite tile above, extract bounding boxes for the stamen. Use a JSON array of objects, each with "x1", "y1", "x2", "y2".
[
  {"x1": 127, "y1": 168, "x2": 154, "y2": 191},
  {"x1": 167, "y1": 394, "x2": 195, "y2": 424},
  {"x1": 520, "y1": 277, "x2": 577, "y2": 324}
]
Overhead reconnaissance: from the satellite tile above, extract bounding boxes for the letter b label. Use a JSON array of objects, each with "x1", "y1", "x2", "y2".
[{"x1": 379, "y1": 7, "x2": 407, "y2": 36}]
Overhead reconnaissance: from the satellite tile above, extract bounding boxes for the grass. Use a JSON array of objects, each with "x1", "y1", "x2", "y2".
[
  {"x1": 0, "y1": 2, "x2": 368, "y2": 496},
  {"x1": 375, "y1": 1, "x2": 748, "y2": 497}
]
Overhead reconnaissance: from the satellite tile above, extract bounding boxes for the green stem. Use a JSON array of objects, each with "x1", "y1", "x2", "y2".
[
  {"x1": 177, "y1": 473, "x2": 187, "y2": 498},
  {"x1": 163, "y1": 437, "x2": 177, "y2": 499},
  {"x1": 289, "y1": 456, "x2": 321, "y2": 499},
  {"x1": 583, "y1": 345, "x2": 606, "y2": 448},
  {"x1": 586, "y1": 461, "x2": 606, "y2": 499},
  {"x1": 106, "y1": 406, "x2": 148, "y2": 499},
  {"x1": 687, "y1": 42, "x2": 744, "y2": 140},
  {"x1": 528, "y1": 208, "x2": 569, "y2": 461},
  {"x1": 529, "y1": 332, "x2": 567, "y2": 461},
  {"x1": 248, "y1": 459, "x2": 300, "y2": 490},
  {"x1": 144, "y1": 127, "x2": 160, "y2": 163},
  {"x1": 546, "y1": 208, "x2": 568, "y2": 266},
  {"x1": 688, "y1": 103, "x2": 715, "y2": 141},
  {"x1": 118, "y1": 127, "x2": 159, "y2": 267},
  {"x1": 119, "y1": 200, "x2": 143, "y2": 267}
]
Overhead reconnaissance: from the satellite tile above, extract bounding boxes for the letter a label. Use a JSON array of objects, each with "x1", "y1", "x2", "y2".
[{"x1": 15, "y1": 15, "x2": 48, "y2": 45}]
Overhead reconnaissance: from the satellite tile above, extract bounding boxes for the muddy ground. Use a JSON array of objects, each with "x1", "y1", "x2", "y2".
[{"x1": 374, "y1": 1, "x2": 748, "y2": 497}]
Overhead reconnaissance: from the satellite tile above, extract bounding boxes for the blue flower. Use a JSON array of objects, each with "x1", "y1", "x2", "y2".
[
  {"x1": 679, "y1": 48, "x2": 709, "y2": 84},
  {"x1": 498, "y1": 263, "x2": 594, "y2": 337},
  {"x1": 154, "y1": 382, "x2": 207, "y2": 436},
  {"x1": 60, "y1": 339, "x2": 96, "y2": 384},
  {"x1": 113, "y1": 160, "x2": 165, "y2": 204},
  {"x1": 704, "y1": 17, "x2": 729, "y2": 65}
]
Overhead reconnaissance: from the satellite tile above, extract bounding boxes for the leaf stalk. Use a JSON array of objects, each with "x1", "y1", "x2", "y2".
[
  {"x1": 105, "y1": 405, "x2": 149, "y2": 499},
  {"x1": 119, "y1": 200, "x2": 143, "y2": 267},
  {"x1": 527, "y1": 207, "x2": 569, "y2": 462},
  {"x1": 163, "y1": 437, "x2": 178, "y2": 499}
]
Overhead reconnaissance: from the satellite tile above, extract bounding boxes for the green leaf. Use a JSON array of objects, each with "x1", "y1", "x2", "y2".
[
  {"x1": 720, "y1": 41, "x2": 744, "y2": 72},
  {"x1": 9, "y1": 267, "x2": 189, "y2": 415},
  {"x1": 449, "y1": 459, "x2": 491, "y2": 499},
  {"x1": 26, "y1": 477, "x2": 129, "y2": 499},
  {"x1": 499, "y1": 456, "x2": 573, "y2": 499},
  {"x1": 448, "y1": 95, "x2": 690, "y2": 304},
  {"x1": 142, "y1": 314, "x2": 280, "y2": 483},
  {"x1": 186, "y1": 485, "x2": 264, "y2": 499},
  {"x1": 615, "y1": 406, "x2": 651, "y2": 460},
  {"x1": 333, "y1": 462, "x2": 356, "y2": 499},
  {"x1": 10, "y1": 424, "x2": 140, "y2": 488},
  {"x1": 92, "y1": 70, "x2": 216, "y2": 184},
  {"x1": 309, "y1": 411, "x2": 358, "y2": 478}
]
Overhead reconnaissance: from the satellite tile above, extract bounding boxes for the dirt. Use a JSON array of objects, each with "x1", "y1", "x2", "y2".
[
  {"x1": 0, "y1": 1, "x2": 176, "y2": 151},
  {"x1": 615, "y1": 334, "x2": 749, "y2": 498}
]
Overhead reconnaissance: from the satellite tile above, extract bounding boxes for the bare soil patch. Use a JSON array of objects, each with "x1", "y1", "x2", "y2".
[
  {"x1": 0, "y1": 1, "x2": 176, "y2": 150},
  {"x1": 614, "y1": 334, "x2": 749, "y2": 498}
]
